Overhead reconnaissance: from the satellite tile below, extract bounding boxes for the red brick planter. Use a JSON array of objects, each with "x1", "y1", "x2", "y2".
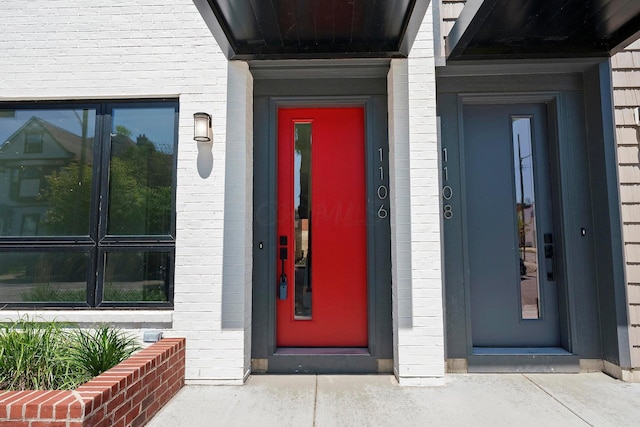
[{"x1": 0, "y1": 337, "x2": 185, "y2": 427}]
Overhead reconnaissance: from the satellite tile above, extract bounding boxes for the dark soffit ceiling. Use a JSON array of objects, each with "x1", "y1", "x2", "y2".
[
  {"x1": 446, "y1": 0, "x2": 640, "y2": 61},
  {"x1": 193, "y1": 0, "x2": 430, "y2": 60}
]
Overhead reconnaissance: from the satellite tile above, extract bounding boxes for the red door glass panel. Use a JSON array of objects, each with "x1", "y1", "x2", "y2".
[{"x1": 276, "y1": 107, "x2": 368, "y2": 347}]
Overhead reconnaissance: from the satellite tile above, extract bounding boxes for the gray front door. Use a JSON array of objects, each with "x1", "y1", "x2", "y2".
[{"x1": 464, "y1": 103, "x2": 560, "y2": 347}]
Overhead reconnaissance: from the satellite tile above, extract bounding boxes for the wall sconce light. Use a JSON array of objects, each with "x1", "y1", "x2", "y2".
[
  {"x1": 634, "y1": 107, "x2": 640, "y2": 127},
  {"x1": 193, "y1": 112, "x2": 212, "y2": 142}
]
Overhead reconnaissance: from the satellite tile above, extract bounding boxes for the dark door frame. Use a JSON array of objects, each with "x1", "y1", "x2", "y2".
[
  {"x1": 251, "y1": 64, "x2": 393, "y2": 373},
  {"x1": 448, "y1": 92, "x2": 582, "y2": 371}
]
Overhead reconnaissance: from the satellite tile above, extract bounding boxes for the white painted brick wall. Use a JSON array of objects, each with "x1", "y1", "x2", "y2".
[
  {"x1": 221, "y1": 61, "x2": 253, "y2": 382},
  {"x1": 388, "y1": 3, "x2": 445, "y2": 386},
  {"x1": 1, "y1": 0, "x2": 444, "y2": 384},
  {"x1": 0, "y1": 0, "x2": 249, "y2": 383}
]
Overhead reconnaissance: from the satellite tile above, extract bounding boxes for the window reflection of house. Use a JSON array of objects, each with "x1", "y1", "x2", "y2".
[
  {"x1": 0, "y1": 104, "x2": 175, "y2": 306},
  {"x1": 24, "y1": 129, "x2": 44, "y2": 154},
  {"x1": 0, "y1": 116, "x2": 95, "y2": 236}
]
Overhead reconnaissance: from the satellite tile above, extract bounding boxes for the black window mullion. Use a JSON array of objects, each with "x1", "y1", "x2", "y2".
[
  {"x1": 93, "y1": 106, "x2": 113, "y2": 308},
  {"x1": 97, "y1": 105, "x2": 112, "y2": 244},
  {"x1": 0, "y1": 100, "x2": 177, "y2": 309},
  {"x1": 170, "y1": 107, "x2": 179, "y2": 240},
  {"x1": 86, "y1": 246, "x2": 98, "y2": 307},
  {"x1": 86, "y1": 107, "x2": 107, "y2": 307}
]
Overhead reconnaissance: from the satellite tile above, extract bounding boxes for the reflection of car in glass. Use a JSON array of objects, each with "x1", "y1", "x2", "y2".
[{"x1": 520, "y1": 258, "x2": 527, "y2": 276}]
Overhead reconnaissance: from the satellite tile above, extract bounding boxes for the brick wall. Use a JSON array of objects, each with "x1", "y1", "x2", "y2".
[
  {"x1": 0, "y1": 0, "x2": 250, "y2": 382},
  {"x1": 388, "y1": 2, "x2": 445, "y2": 385},
  {"x1": 612, "y1": 39, "x2": 640, "y2": 371},
  {"x1": 220, "y1": 61, "x2": 254, "y2": 382},
  {"x1": 0, "y1": 338, "x2": 185, "y2": 427},
  {"x1": 2, "y1": 0, "x2": 443, "y2": 384}
]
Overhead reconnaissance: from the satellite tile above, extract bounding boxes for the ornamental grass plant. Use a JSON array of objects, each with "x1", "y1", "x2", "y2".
[
  {"x1": 69, "y1": 325, "x2": 141, "y2": 381},
  {"x1": 0, "y1": 318, "x2": 80, "y2": 390},
  {"x1": 0, "y1": 317, "x2": 140, "y2": 391}
]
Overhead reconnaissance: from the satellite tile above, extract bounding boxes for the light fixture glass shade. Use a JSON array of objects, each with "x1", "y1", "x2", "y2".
[{"x1": 193, "y1": 112, "x2": 212, "y2": 142}]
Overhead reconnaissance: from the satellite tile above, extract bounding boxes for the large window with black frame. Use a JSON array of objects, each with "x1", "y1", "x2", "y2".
[{"x1": 0, "y1": 100, "x2": 178, "y2": 308}]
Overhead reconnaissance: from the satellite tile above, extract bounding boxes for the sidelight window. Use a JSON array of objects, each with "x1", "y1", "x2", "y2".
[{"x1": 0, "y1": 100, "x2": 177, "y2": 308}]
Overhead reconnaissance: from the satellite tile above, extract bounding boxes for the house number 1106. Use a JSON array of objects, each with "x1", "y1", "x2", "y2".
[{"x1": 378, "y1": 148, "x2": 388, "y2": 219}]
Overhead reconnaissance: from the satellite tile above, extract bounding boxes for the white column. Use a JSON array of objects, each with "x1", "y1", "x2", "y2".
[
  {"x1": 388, "y1": 2, "x2": 445, "y2": 385},
  {"x1": 173, "y1": 60, "x2": 254, "y2": 385},
  {"x1": 222, "y1": 61, "x2": 254, "y2": 382}
]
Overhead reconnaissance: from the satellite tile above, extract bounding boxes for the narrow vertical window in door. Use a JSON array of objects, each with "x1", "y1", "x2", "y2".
[
  {"x1": 294, "y1": 123, "x2": 312, "y2": 320},
  {"x1": 277, "y1": 107, "x2": 367, "y2": 347},
  {"x1": 512, "y1": 117, "x2": 541, "y2": 320}
]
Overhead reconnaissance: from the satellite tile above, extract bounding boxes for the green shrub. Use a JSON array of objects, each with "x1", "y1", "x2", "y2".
[
  {"x1": 103, "y1": 283, "x2": 167, "y2": 302},
  {"x1": 0, "y1": 318, "x2": 82, "y2": 390},
  {"x1": 0, "y1": 317, "x2": 141, "y2": 391},
  {"x1": 21, "y1": 283, "x2": 86, "y2": 302},
  {"x1": 69, "y1": 325, "x2": 141, "y2": 381}
]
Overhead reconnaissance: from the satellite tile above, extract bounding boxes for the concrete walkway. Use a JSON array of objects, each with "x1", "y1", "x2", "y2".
[{"x1": 147, "y1": 373, "x2": 640, "y2": 426}]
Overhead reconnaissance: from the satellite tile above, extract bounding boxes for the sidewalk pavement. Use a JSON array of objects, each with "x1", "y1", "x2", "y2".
[{"x1": 147, "y1": 373, "x2": 640, "y2": 426}]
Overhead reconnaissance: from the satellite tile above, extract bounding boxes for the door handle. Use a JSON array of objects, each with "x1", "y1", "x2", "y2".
[
  {"x1": 279, "y1": 274, "x2": 288, "y2": 300},
  {"x1": 278, "y1": 236, "x2": 288, "y2": 300},
  {"x1": 544, "y1": 233, "x2": 554, "y2": 281}
]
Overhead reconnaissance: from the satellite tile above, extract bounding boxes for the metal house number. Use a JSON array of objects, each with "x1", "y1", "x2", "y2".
[
  {"x1": 377, "y1": 148, "x2": 388, "y2": 219},
  {"x1": 442, "y1": 148, "x2": 453, "y2": 220}
]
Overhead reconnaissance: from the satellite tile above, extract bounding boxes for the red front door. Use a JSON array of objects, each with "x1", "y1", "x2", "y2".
[{"x1": 276, "y1": 107, "x2": 368, "y2": 347}]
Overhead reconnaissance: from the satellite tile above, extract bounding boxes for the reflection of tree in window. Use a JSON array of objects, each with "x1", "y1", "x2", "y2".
[
  {"x1": 0, "y1": 103, "x2": 176, "y2": 306},
  {"x1": 103, "y1": 251, "x2": 170, "y2": 302},
  {"x1": 42, "y1": 162, "x2": 93, "y2": 235},
  {"x1": 108, "y1": 128, "x2": 173, "y2": 236}
]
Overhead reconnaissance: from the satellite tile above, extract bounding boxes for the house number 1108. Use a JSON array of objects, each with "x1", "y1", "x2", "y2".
[{"x1": 442, "y1": 148, "x2": 453, "y2": 219}]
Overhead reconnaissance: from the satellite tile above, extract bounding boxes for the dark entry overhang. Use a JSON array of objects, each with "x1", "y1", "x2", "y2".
[
  {"x1": 446, "y1": 0, "x2": 640, "y2": 61},
  {"x1": 193, "y1": 0, "x2": 430, "y2": 60}
]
